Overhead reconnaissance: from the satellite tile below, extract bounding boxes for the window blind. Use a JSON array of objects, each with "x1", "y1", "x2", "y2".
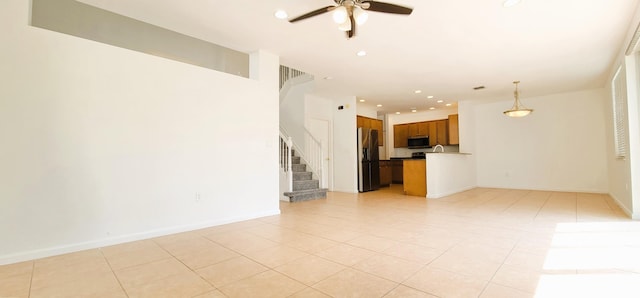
[{"x1": 612, "y1": 66, "x2": 628, "y2": 158}]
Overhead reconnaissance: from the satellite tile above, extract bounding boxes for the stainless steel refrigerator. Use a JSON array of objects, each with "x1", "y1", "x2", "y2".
[{"x1": 358, "y1": 127, "x2": 380, "y2": 192}]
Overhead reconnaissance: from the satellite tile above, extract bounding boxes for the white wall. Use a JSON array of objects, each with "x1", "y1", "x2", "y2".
[
  {"x1": 0, "y1": 0, "x2": 280, "y2": 264},
  {"x1": 474, "y1": 89, "x2": 609, "y2": 193},
  {"x1": 332, "y1": 97, "x2": 358, "y2": 193},
  {"x1": 279, "y1": 79, "x2": 314, "y2": 147},
  {"x1": 356, "y1": 104, "x2": 378, "y2": 119},
  {"x1": 605, "y1": 3, "x2": 640, "y2": 218},
  {"x1": 630, "y1": 54, "x2": 640, "y2": 217},
  {"x1": 458, "y1": 101, "x2": 477, "y2": 154}
]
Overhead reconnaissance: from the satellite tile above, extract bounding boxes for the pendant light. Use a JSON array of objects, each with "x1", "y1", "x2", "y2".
[{"x1": 503, "y1": 80, "x2": 533, "y2": 117}]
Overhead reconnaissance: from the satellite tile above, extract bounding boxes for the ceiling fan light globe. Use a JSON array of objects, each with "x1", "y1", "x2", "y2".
[
  {"x1": 338, "y1": 20, "x2": 351, "y2": 31},
  {"x1": 332, "y1": 6, "x2": 348, "y2": 23},
  {"x1": 353, "y1": 7, "x2": 368, "y2": 25}
]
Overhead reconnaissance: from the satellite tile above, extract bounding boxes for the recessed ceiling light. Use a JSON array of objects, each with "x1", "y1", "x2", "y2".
[
  {"x1": 395, "y1": 112, "x2": 401, "y2": 115},
  {"x1": 502, "y1": 0, "x2": 522, "y2": 8},
  {"x1": 376, "y1": 104, "x2": 382, "y2": 107},
  {"x1": 437, "y1": 100, "x2": 444, "y2": 103},
  {"x1": 446, "y1": 103, "x2": 452, "y2": 107},
  {"x1": 429, "y1": 107, "x2": 436, "y2": 110},
  {"x1": 427, "y1": 95, "x2": 434, "y2": 99},
  {"x1": 356, "y1": 50, "x2": 367, "y2": 57},
  {"x1": 414, "y1": 90, "x2": 422, "y2": 94},
  {"x1": 274, "y1": 10, "x2": 288, "y2": 19},
  {"x1": 359, "y1": 99, "x2": 365, "y2": 102},
  {"x1": 411, "y1": 109, "x2": 417, "y2": 113}
]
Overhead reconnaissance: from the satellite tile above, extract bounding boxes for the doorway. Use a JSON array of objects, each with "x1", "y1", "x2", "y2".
[{"x1": 309, "y1": 118, "x2": 332, "y2": 190}]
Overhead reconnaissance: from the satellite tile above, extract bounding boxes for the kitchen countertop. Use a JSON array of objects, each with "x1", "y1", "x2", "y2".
[
  {"x1": 426, "y1": 152, "x2": 472, "y2": 155},
  {"x1": 390, "y1": 152, "x2": 471, "y2": 159}
]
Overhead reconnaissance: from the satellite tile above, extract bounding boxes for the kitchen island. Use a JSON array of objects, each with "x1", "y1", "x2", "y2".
[
  {"x1": 390, "y1": 153, "x2": 475, "y2": 198},
  {"x1": 425, "y1": 152, "x2": 474, "y2": 199}
]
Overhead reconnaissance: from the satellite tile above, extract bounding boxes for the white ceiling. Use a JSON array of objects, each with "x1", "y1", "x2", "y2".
[{"x1": 78, "y1": 0, "x2": 639, "y2": 114}]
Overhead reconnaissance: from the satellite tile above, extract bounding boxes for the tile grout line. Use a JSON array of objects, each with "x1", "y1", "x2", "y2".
[
  {"x1": 149, "y1": 236, "x2": 223, "y2": 295},
  {"x1": 477, "y1": 231, "x2": 522, "y2": 298},
  {"x1": 27, "y1": 261, "x2": 34, "y2": 298},
  {"x1": 98, "y1": 248, "x2": 130, "y2": 298}
]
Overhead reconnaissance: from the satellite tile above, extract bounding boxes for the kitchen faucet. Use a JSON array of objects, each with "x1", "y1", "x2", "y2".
[{"x1": 433, "y1": 144, "x2": 445, "y2": 153}]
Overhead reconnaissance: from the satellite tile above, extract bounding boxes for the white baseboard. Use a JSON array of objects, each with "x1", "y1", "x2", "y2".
[
  {"x1": 0, "y1": 209, "x2": 280, "y2": 265},
  {"x1": 427, "y1": 185, "x2": 476, "y2": 199},
  {"x1": 608, "y1": 193, "x2": 638, "y2": 220}
]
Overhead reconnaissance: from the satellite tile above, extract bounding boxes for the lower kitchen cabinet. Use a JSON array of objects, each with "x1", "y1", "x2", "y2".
[
  {"x1": 403, "y1": 159, "x2": 426, "y2": 197},
  {"x1": 379, "y1": 160, "x2": 392, "y2": 186},
  {"x1": 391, "y1": 159, "x2": 403, "y2": 184}
]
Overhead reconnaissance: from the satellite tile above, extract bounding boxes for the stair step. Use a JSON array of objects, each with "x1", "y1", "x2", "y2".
[
  {"x1": 292, "y1": 164, "x2": 306, "y2": 172},
  {"x1": 283, "y1": 188, "x2": 328, "y2": 202},
  {"x1": 292, "y1": 156, "x2": 301, "y2": 164},
  {"x1": 293, "y1": 172, "x2": 312, "y2": 181},
  {"x1": 293, "y1": 179, "x2": 319, "y2": 191}
]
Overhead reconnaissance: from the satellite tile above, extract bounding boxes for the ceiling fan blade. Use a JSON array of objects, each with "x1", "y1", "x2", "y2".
[
  {"x1": 361, "y1": 1, "x2": 413, "y2": 15},
  {"x1": 289, "y1": 6, "x2": 336, "y2": 23}
]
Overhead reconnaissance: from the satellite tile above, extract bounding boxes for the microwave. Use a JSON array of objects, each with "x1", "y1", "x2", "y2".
[{"x1": 408, "y1": 136, "x2": 430, "y2": 149}]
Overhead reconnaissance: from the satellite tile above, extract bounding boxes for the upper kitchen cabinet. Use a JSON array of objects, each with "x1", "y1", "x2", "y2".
[
  {"x1": 394, "y1": 123, "x2": 409, "y2": 148},
  {"x1": 370, "y1": 119, "x2": 383, "y2": 146},
  {"x1": 436, "y1": 119, "x2": 448, "y2": 145},
  {"x1": 427, "y1": 119, "x2": 449, "y2": 146},
  {"x1": 394, "y1": 115, "x2": 459, "y2": 148},
  {"x1": 357, "y1": 116, "x2": 371, "y2": 129},
  {"x1": 428, "y1": 122, "x2": 438, "y2": 146},
  {"x1": 357, "y1": 115, "x2": 384, "y2": 146},
  {"x1": 409, "y1": 122, "x2": 429, "y2": 137},
  {"x1": 448, "y1": 114, "x2": 459, "y2": 145}
]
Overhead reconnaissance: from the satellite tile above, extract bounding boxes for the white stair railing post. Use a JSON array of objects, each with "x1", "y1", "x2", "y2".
[
  {"x1": 286, "y1": 136, "x2": 293, "y2": 191},
  {"x1": 279, "y1": 65, "x2": 307, "y2": 90},
  {"x1": 318, "y1": 140, "x2": 324, "y2": 188},
  {"x1": 279, "y1": 132, "x2": 293, "y2": 193}
]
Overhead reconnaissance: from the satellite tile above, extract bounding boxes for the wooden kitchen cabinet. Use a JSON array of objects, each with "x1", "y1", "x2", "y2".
[
  {"x1": 356, "y1": 115, "x2": 371, "y2": 129},
  {"x1": 394, "y1": 124, "x2": 409, "y2": 148},
  {"x1": 394, "y1": 117, "x2": 454, "y2": 148},
  {"x1": 408, "y1": 121, "x2": 429, "y2": 137},
  {"x1": 391, "y1": 159, "x2": 404, "y2": 183},
  {"x1": 370, "y1": 118, "x2": 383, "y2": 146},
  {"x1": 403, "y1": 159, "x2": 426, "y2": 196},
  {"x1": 448, "y1": 114, "x2": 459, "y2": 145},
  {"x1": 357, "y1": 115, "x2": 384, "y2": 146},
  {"x1": 379, "y1": 160, "x2": 392, "y2": 186},
  {"x1": 428, "y1": 122, "x2": 438, "y2": 146},
  {"x1": 408, "y1": 123, "x2": 418, "y2": 137},
  {"x1": 418, "y1": 121, "x2": 429, "y2": 136},
  {"x1": 436, "y1": 119, "x2": 448, "y2": 145}
]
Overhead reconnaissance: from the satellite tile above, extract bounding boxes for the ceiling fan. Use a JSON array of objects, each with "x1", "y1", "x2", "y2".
[{"x1": 289, "y1": 0, "x2": 413, "y2": 39}]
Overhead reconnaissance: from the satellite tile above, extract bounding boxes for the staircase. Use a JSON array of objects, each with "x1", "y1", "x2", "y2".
[
  {"x1": 279, "y1": 65, "x2": 326, "y2": 202},
  {"x1": 283, "y1": 152, "x2": 327, "y2": 202}
]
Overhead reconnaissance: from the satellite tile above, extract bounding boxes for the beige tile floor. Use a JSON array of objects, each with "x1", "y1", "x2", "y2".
[{"x1": 2, "y1": 186, "x2": 640, "y2": 297}]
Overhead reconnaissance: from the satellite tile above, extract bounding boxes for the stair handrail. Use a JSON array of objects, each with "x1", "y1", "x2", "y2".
[
  {"x1": 279, "y1": 126, "x2": 324, "y2": 189},
  {"x1": 280, "y1": 65, "x2": 307, "y2": 90},
  {"x1": 279, "y1": 131, "x2": 293, "y2": 193}
]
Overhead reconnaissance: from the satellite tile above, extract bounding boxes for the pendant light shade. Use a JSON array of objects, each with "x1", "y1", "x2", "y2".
[{"x1": 503, "y1": 81, "x2": 533, "y2": 117}]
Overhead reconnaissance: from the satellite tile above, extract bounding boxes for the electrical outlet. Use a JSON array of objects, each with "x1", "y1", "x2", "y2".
[{"x1": 195, "y1": 192, "x2": 201, "y2": 201}]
